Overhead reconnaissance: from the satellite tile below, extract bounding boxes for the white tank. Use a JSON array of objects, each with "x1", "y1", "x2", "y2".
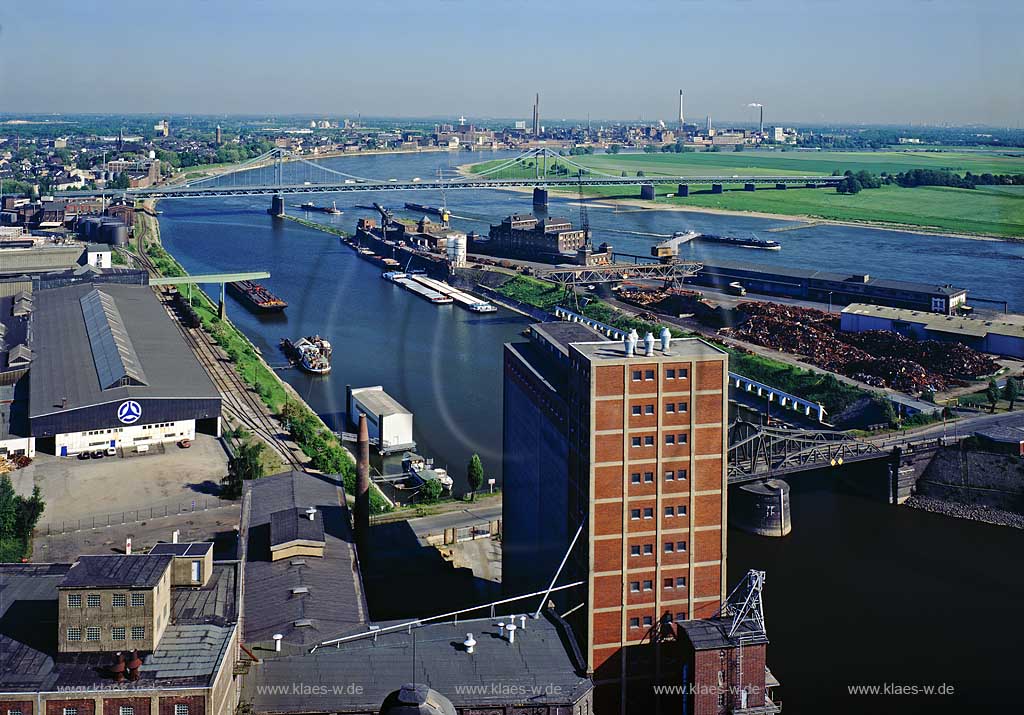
[{"x1": 446, "y1": 232, "x2": 467, "y2": 268}]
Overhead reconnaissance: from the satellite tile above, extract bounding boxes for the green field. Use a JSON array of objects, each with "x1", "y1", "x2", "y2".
[{"x1": 470, "y1": 150, "x2": 1024, "y2": 237}]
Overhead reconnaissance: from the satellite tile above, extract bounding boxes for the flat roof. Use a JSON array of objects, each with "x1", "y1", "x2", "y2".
[
  {"x1": 241, "y1": 470, "x2": 366, "y2": 647},
  {"x1": 842, "y1": 302, "x2": 1024, "y2": 340},
  {"x1": 250, "y1": 612, "x2": 591, "y2": 713},
  {"x1": 700, "y1": 260, "x2": 966, "y2": 297},
  {"x1": 29, "y1": 283, "x2": 220, "y2": 418},
  {"x1": 59, "y1": 553, "x2": 173, "y2": 589},
  {"x1": 569, "y1": 336, "x2": 728, "y2": 364},
  {"x1": 530, "y1": 320, "x2": 607, "y2": 357},
  {"x1": 350, "y1": 385, "x2": 411, "y2": 418}
]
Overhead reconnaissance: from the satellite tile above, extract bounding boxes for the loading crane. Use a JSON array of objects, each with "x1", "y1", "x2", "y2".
[{"x1": 651, "y1": 230, "x2": 700, "y2": 263}]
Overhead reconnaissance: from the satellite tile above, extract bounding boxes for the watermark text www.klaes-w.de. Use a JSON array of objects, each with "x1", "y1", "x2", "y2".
[{"x1": 848, "y1": 682, "x2": 955, "y2": 697}]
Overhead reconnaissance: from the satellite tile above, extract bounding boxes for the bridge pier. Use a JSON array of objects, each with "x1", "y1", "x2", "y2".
[
  {"x1": 676, "y1": 184, "x2": 689, "y2": 197},
  {"x1": 733, "y1": 479, "x2": 791, "y2": 537},
  {"x1": 775, "y1": 183, "x2": 787, "y2": 190},
  {"x1": 532, "y1": 187, "x2": 548, "y2": 209},
  {"x1": 711, "y1": 184, "x2": 723, "y2": 194},
  {"x1": 806, "y1": 183, "x2": 817, "y2": 189},
  {"x1": 267, "y1": 194, "x2": 285, "y2": 218},
  {"x1": 744, "y1": 183, "x2": 756, "y2": 192},
  {"x1": 640, "y1": 184, "x2": 656, "y2": 200},
  {"x1": 218, "y1": 282, "x2": 227, "y2": 320}
]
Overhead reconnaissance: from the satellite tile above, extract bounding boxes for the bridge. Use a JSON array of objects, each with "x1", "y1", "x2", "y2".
[
  {"x1": 62, "y1": 147, "x2": 845, "y2": 202},
  {"x1": 727, "y1": 420, "x2": 882, "y2": 484}
]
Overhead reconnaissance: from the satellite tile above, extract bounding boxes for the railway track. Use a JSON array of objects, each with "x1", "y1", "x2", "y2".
[{"x1": 135, "y1": 246, "x2": 304, "y2": 469}]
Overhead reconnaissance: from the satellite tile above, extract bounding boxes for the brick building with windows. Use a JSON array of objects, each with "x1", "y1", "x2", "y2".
[
  {"x1": 503, "y1": 322, "x2": 729, "y2": 713},
  {"x1": 0, "y1": 549, "x2": 238, "y2": 715}
]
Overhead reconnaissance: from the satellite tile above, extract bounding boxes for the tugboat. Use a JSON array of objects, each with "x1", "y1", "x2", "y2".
[{"x1": 281, "y1": 335, "x2": 332, "y2": 374}]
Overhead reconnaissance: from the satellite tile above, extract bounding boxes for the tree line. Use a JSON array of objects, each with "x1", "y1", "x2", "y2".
[{"x1": 0, "y1": 475, "x2": 45, "y2": 562}]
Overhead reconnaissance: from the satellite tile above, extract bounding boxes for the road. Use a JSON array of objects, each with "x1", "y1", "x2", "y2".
[{"x1": 406, "y1": 502, "x2": 502, "y2": 544}]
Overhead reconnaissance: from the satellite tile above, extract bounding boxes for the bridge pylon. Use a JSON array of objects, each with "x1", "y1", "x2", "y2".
[{"x1": 267, "y1": 194, "x2": 285, "y2": 218}]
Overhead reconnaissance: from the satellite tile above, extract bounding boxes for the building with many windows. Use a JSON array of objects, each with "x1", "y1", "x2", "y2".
[
  {"x1": 503, "y1": 322, "x2": 729, "y2": 714},
  {"x1": 0, "y1": 548, "x2": 238, "y2": 715}
]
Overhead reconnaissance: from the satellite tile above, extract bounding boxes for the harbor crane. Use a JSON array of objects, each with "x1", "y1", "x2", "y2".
[{"x1": 651, "y1": 230, "x2": 700, "y2": 263}]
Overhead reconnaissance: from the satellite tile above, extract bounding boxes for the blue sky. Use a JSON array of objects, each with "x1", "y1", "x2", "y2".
[{"x1": 0, "y1": 0, "x2": 1021, "y2": 125}]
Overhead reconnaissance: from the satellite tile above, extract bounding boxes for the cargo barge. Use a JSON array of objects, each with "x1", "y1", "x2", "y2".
[
  {"x1": 698, "y1": 233, "x2": 781, "y2": 250},
  {"x1": 404, "y1": 202, "x2": 449, "y2": 219},
  {"x1": 299, "y1": 201, "x2": 342, "y2": 215},
  {"x1": 281, "y1": 335, "x2": 333, "y2": 374},
  {"x1": 226, "y1": 280, "x2": 288, "y2": 312},
  {"x1": 382, "y1": 271, "x2": 453, "y2": 305}
]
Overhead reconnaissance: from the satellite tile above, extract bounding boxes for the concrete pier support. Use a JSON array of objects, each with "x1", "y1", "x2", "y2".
[
  {"x1": 711, "y1": 184, "x2": 723, "y2": 194},
  {"x1": 640, "y1": 184, "x2": 656, "y2": 200},
  {"x1": 733, "y1": 479, "x2": 792, "y2": 537},
  {"x1": 532, "y1": 187, "x2": 549, "y2": 208},
  {"x1": 267, "y1": 194, "x2": 285, "y2": 217},
  {"x1": 806, "y1": 183, "x2": 817, "y2": 189},
  {"x1": 744, "y1": 183, "x2": 756, "y2": 192},
  {"x1": 218, "y1": 283, "x2": 226, "y2": 320},
  {"x1": 775, "y1": 183, "x2": 788, "y2": 190},
  {"x1": 677, "y1": 184, "x2": 689, "y2": 197}
]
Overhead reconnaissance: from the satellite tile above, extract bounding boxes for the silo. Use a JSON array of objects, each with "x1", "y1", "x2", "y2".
[{"x1": 446, "y1": 232, "x2": 467, "y2": 268}]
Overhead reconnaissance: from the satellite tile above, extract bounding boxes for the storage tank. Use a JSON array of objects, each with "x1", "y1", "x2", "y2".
[
  {"x1": 446, "y1": 232, "x2": 467, "y2": 268},
  {"x1": 99, "y1": 218, "x2": 128, "y2": 245},
  {"x1": 732, "y1": 479, "x2": 791, "y2": 537},
  {"x1": 80, "y1": 216, "x2": 103, "y2": 241}
]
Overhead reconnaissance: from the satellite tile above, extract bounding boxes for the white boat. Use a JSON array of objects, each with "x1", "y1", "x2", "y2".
[{"x1": 293, "y1": 336, "x2": 332, "y2": 374}]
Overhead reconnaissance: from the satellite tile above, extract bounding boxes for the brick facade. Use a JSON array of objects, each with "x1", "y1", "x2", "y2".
[
  {"x1": 157, "y1": 696, "x2": 204, "y2": 715},
  {"x1": 46, "y1": 700, "x2": 95, "y2": 715}
]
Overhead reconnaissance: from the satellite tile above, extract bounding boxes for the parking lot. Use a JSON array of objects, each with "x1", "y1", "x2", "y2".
[{"x1": 10, "y1": 433, "x2": 230, "y2": 530}]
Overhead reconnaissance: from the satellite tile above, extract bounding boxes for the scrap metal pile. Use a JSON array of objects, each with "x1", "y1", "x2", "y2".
[{"x1": 724, "y1": 302, "x2": 998, "y2": 394}]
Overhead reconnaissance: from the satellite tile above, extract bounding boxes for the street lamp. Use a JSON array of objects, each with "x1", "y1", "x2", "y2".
[{"x1": 827, "y1": 291, "x2": 834, "y2": 314}]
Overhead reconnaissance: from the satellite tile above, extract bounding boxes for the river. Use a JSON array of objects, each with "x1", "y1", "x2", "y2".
[{"x1": 158, "y1": 149, "x2": 1024, "y2": 713}]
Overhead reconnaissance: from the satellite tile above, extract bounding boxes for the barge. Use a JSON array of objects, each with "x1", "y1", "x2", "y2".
[
  {"x1": 698, "y1": 233, "x2": 781, "y2": 250},
  {"x1": 408, "y1": 274, "x2": 497, "y2": 313},
  {"x1": 226, "y1": 280, "x2": 288, "y2": 312},
  {"x1": 299, "y1": 201, "x2": 343, "y2": 215},
  {"x1": 281, "y1": 335, "x2": 333, "y2": 374},
  {"x1": 404, "y1": 202, "x2": 450, "y2": 220}
]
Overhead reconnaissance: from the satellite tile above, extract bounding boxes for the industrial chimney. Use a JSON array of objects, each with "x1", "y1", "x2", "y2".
[
  {"x1": 678, "y1": 89, "x2": 684, "y2": 128},
  {"x1": 355, "y1": 413, "x2": 371, "y2": 553}
]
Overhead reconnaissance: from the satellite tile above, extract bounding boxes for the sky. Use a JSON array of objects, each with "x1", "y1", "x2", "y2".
[{"x1": 0, "y1": 0, "x2": 1021, "y2": 126}]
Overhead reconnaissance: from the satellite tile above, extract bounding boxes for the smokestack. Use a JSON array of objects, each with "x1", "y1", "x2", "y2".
[
  {"x1": 533, "y1": 93, "x2": 540, "y2": 136},
  {"x1": 678, "y1": 89, "x2": 684, "y2": 127},
  {"x1": 759, "y1": 105, "x2": 764, "y2": 135},
  {"x1": 355, "y1": 413, "x2": 371, "y2": 550}
]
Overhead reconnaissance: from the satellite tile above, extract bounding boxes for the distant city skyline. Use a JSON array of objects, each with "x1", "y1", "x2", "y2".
[{"x1": 0, "y1": 0, "x2": 1021, "y2": 127}]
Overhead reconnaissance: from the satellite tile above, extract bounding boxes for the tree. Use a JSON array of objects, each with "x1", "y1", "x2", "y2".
[
  {"x1": 420, "y1": 478, "x2": 443, "y2": 504},
  {"x1": 467, "y1": 453, "x2": 484, "y2": 500},
  {"x1": 607, "y1": 144, "x2": 621, "y2": 154},
  {"x1": 223, "y1": 441, "x2": 265, "y2": 498},
  {"x1": 733, "y1": 144, "x2": 744, "y2": 152},
  {"x1": 0, "y1": 476, "x2": 17, "y2": 538},
  {"x1": 1003, "y1": 377, "x2": 1020, "y2": 411},
  {"x1": 986, "y1": 378, "x2": 1001, "y2": 413}
]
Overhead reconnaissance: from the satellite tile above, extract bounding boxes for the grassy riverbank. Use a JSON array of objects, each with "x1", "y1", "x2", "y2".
[{"x1": 470, "y1": 150, "x2": 1024, "y2": 238}]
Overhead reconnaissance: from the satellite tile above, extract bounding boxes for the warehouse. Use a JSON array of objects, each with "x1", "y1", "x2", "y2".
[
  {"x1": 28, "y1": 283, "x2": 221, "y2": 456},
  {"x1": 840, "y1": 303, "x2": 1024, "y2": 359},
  {"x1": 345, "y1": 384, "x2": 415, "y2": 454},
  {"x1": 691, "y1": 260, "x2": 968, "y2": 314}
]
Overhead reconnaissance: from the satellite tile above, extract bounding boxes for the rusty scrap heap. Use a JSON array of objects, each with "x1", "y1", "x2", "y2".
[{"x1": 725, "y1": 302, "x2": 998, "y2": 394}]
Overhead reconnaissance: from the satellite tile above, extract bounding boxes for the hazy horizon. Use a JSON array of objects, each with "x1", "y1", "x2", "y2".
[{"x1": 1, "y1": 0, "x2": 1021, "y2": 127}]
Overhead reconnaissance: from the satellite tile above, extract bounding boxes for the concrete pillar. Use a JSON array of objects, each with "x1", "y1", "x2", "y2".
[
  {"x1": 806, "y1": 183, "x2": 817, "y2": 189},
  {"x1": 676, "y1": 184, "x2": 689, "y2": 197},
  {"x1": 744, "y1": 183, "x2": 756, "y2": 192},
  {"x1": 776, "y1": 183, "x2": 787, "y2": 190},
  {"x1": 267, "y1": 194, "x2": 285, "y2": 217},
  {"x1": 711, "y1": 184, "x2": 723, "y2": 194},
  {"x1": 218, "y1": 283, "x2": 226, "y2": 320},
  {"x1": 640, "y1": 184, "x2": 656, "y2": 200},
  {"x1": 532, "y1": 187, "x2": 548, "y2": 208}
]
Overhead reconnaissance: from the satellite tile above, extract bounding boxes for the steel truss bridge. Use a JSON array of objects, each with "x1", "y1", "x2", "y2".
[
  {"x1": 61, "y1": 146, "x2": 844, "y2": 200},
  {"x1": 727, "y1": 420, "x2": 883, "y2": 484},
  {"x1": 535, "y1": 259, "x2": 702, "y2": 287}
]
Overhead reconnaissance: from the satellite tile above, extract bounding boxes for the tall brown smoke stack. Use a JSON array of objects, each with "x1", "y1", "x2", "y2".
[{"x1": 355, "y1": 412, "x2": 371, "y2": 550}]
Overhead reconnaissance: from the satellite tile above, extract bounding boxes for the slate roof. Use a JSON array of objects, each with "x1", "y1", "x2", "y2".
[
  {"x1": 150, "y1": 542, "x2": 214, "y2": 558},
  {"x1": 270, "y1": 507, "x2": 326, "y2": 547},
  {"x1": 0, "y1": 561, "x2": 237, "y2": 692},
  {"x1": 678, "y1": 616, "x2": 769, "y2": 651},
  {"x1": 250, "y1": 613, "x2": 592, "y2": 713},
  {"x1": 240, "y1": 470, "x2": 366, "y2": 647},
  {"x1": 28, "y1": 284, "x2": 219, "y2": 418},
  {"x1": 59, "y1": 554, "x2": 173, "y2": 589}
]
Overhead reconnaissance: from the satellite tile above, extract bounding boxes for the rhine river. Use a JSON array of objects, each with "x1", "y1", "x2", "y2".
[{"x1": 158, "y1": 149, "x2": 1024, "y2": 713}]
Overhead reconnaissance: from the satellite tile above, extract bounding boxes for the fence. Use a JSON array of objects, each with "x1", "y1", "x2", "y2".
[{"x1": 37, "y1": 497, "x2": 238, "y2": 536}]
